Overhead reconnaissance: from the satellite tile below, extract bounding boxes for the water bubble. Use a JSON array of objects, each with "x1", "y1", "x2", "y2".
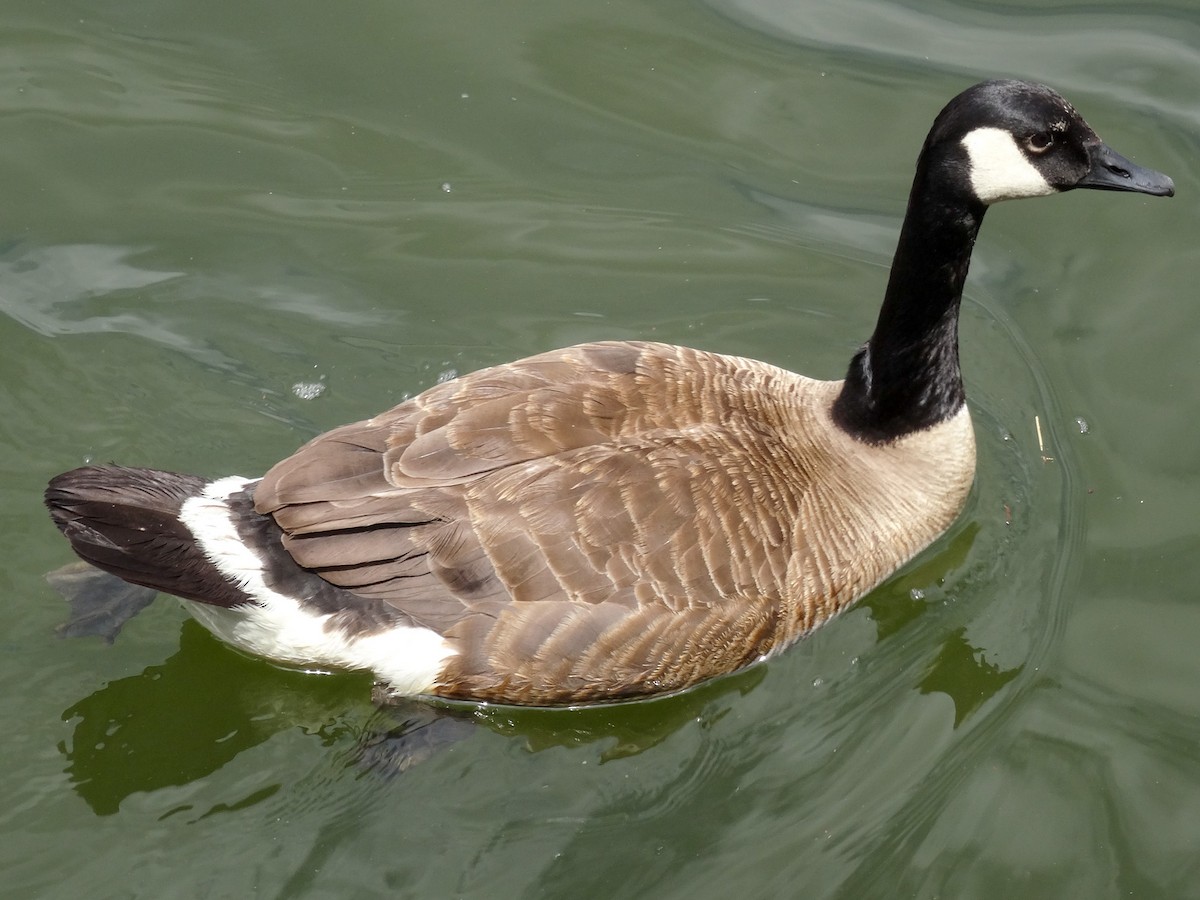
[
  {"x1": 292, "y1": 381, "x2": 326, "y2": 400},
  {"x1": 441, "y1": 182, "x2": 452, "y2": 193},
  {"x1": 436, "y1": 368, "x2": 458, "y2": 384},
  {"x1": 1075, "y1": 417, "x2": 1089, "y2": 434},
  {"x1": 910, "y1": 588, "x2": 925, "y2": 601}
]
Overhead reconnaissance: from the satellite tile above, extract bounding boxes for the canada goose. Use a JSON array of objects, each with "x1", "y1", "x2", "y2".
[{"x1": 46, "y1": 80, "x2": 1173, "y2": 707}]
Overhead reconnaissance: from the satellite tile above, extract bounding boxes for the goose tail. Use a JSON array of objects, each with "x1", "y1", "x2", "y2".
[{"x1": 44, "y1": 465, "x2": 254, "y2": 609}]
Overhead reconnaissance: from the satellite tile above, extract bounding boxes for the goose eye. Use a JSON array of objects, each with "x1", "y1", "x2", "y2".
[{"x1": 1026, "y1": 131, "x2": 1054, "y2": 154}]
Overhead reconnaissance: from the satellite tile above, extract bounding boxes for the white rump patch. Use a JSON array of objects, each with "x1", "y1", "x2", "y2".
[
  {"x1": 961, "y1": 127, "x2": 1055, "y2": 204},
  {"x1": 178, "y1": 476, "x2": 455, "y2": 696}
]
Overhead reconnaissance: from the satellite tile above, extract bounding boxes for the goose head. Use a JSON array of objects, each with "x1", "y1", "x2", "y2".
[
  {"x1": 922, "y1": 79, "x2": 1175, "y2": 206},
  {"x1": 837, "y1": 79, "x2": 1173, "y2": 445}
]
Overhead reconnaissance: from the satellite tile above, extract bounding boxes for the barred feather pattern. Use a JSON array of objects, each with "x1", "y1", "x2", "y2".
[{"x1": 254, "y1": 341, "x2": 975, "y2": 705}]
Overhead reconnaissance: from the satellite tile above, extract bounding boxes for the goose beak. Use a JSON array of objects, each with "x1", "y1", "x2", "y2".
[{"x1": 1076, "y1": 143, "x2": 1175, "y2": 197}]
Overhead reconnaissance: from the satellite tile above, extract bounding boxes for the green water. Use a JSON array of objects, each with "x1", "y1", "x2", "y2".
[{"x1": 4, "y1": 1, "x2": 1198, "y2": 897}]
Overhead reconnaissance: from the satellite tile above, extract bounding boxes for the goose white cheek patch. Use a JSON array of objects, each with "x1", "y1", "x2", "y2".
[{"x1": 961, "y1": 127, "x2": 1054, "y2": 204}]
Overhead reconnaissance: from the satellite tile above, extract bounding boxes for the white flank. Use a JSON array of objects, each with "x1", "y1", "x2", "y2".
[
  {"x1": 961, "y1": 127, "x2": 1055, "y2": 204},
  {"x1": 177, "y1": 475, "x2": 456, "y2": 696}
]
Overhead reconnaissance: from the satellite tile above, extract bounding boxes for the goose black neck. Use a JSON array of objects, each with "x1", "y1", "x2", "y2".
[{"x1": 832, "y1": 164, "x2": 986, "y2": 444}]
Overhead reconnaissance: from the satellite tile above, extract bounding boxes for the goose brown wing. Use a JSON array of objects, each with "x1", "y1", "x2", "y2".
[{"x1": 253, "y1": 341, "x2": 821, "y2": 700}]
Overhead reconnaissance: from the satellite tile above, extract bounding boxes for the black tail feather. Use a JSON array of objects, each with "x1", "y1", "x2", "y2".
[{"x1": 45, "y1": 465, "x2": 253, "y2": 608}]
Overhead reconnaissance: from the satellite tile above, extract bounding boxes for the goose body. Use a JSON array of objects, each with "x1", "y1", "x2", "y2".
[{"x1": 46, "y1": 80, "x2": 1173, "y2": 706}]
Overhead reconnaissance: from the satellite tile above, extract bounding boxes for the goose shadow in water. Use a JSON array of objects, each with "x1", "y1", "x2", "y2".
[
  {"x1": 53, "y1": 520, "x2": 1015, "y2": 815},
  {"x1": 56, "y1": 614, "x2": 763, "y2": 816},
  {"x1": 59, "y1": 621, "x2": 366, "y2": 817}
]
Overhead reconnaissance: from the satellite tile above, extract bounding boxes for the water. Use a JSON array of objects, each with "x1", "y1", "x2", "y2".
[{"x1": 4, "y1": 1, "x2": 1198, "y2": 897}]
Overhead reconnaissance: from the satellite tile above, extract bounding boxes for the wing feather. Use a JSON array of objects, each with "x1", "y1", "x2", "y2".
[{"x1": 252, "y1": 341, "x2": 844, "y2": 702}]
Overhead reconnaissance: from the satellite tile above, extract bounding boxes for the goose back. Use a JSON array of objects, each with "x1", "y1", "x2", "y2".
[{"x1": 255, "y1": 340, "x2": 975, "y2": 704}]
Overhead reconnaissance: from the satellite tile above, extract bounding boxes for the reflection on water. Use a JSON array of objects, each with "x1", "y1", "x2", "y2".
[
  {"x1": 48, "y1": 562, "x2": 156, "y2": 642},
  {"x1": 713, "y1": 0, "x2": 1199, "y2": 121},
  {"x1": 0, "y1": 244, "x2": 182, "y2": 339},
  {"x1": 918, "y1": 629, "x2": 1022, "y2": 727},
  {"x1": 59, "y1": 624, "x2": 358, "y2": 816},
  {"x1": 57, "y1": 617, "x2": 765, "y2": 814}
]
